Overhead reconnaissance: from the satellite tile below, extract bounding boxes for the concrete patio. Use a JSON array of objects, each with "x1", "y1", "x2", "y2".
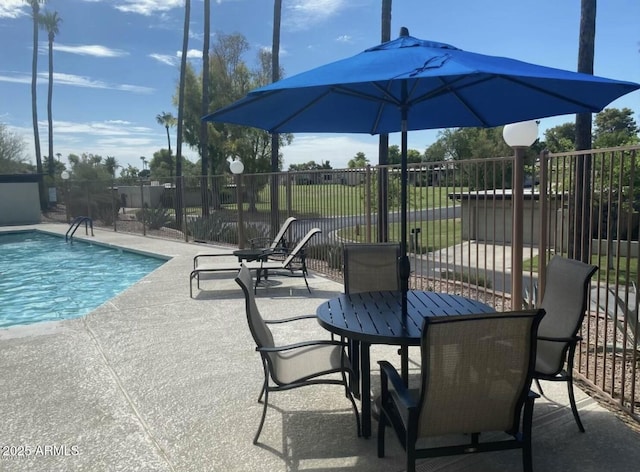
[{"x1": 1, "y1": 225, "x2": 639, "y2": 472}]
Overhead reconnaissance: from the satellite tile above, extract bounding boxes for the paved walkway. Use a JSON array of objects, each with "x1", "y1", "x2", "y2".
[{"x1": 0, "y1": 225, "x2": 638, "y2": 471}]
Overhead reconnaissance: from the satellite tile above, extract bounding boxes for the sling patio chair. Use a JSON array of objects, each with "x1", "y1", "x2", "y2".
[
  {"x1": 342, "y1": 242, "x2": 401, "y2": 397},
  {"x1": 533, "y1": 255, "x2": 598, "y2": 432},
  {"x1": 235, "y1": 264, "x2": 360, "y2": 444},
  {"x1": 190, "y1": 227, "x2": 321, "y2": 298},
  {"x1": 191, "y1": 216, "x2": 296, "y2": 264},
  {"x1": 377, "y1": 309, "x2": 545, "y2": 472}
]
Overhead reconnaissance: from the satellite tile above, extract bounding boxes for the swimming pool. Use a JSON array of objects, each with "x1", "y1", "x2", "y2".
[{"x1": 0, "y1": 231, "x2": 166, "y2": 328}]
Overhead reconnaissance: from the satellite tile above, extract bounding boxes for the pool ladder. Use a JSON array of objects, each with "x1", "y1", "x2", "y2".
[{"x1": 66, "y1": 216, "x2": 94, "y2": 243}]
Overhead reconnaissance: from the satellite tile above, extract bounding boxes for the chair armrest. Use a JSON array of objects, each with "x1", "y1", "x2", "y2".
[
  {"x1": 379, "y1": 360, "x2": 417, "y2": 410},
  {"x1": 264, "y1": 314, "x2": 317, "y2": 324},
  {"x1": 537, "y1": 335, "x2": 580, "y2": 343},
  {"x1": 528, "y1": 390, "x2": 540, "y2": 400},
  {"x1": 257, "y1": 339, "x2": 347, "y2": 353}
]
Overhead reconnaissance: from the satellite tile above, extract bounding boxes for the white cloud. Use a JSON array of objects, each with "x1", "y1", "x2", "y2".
[
  {"x1": 336, "y1": 35, "x2": 352, "y2": 43},
  {"x1": 114, "y1": 0, "x2": 183, "y2": 16},
  {"x1": 0, "y1": 71, "x2": 153, "y2": 93},
  {"x1": 149, "y1": 53, "x2": 178, "y2": 66},
  {"x1": 0, "y1": 0, "x2": 26, "y2": 19},
  {"x1": 50, "y1": 72, "x2": 155, "y2": 93},
  {"x1": 284, "y1": 0, "x2": 347, "y2": 31},
  {"x1": 53, "y1": 43, "x2": 129, "y2": 58}
]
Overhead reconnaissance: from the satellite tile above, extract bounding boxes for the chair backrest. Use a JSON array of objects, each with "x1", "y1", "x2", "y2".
[
  {"x1": 269, "y1": 216, "x2": 297, "y2": 250},
  {"x1": 281, "y1": 228, "x2": 322, "y2": 267},
  {"x1": 536, "y1": 255, "x2": 598, "y2": 375},
  {"x1": 416, "y1": 310, "x2": 544, "y2": 437},
  {"x1": 343, "y1": 243, "x2": 401, "y2": 294},
  {"x1": 235, "y1": 265, "x2": 275, "y2": 351}
]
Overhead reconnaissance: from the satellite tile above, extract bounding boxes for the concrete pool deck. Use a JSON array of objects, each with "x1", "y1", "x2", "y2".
[{"x1": 1, "y1": 224, "x2": 639, "y2": 471}]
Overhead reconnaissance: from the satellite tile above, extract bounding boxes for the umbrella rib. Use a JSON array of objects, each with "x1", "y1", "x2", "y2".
[
  {"x1": 268, "y1": 89, "x2": 333, "y2": 132},
  {"x1": 501, "y1": 75, "x2": 604, "y2": 111}
]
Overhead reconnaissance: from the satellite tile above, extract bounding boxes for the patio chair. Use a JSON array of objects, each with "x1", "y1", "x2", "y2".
[
  {"x1": 343, "y1": 243, "x2": 401, "y2": 294},
  {"x1": 190, "y1": 228, "x2": 321, "y2": 297},
  {"x1": 377, "y1": 309, "x2": 545, "y2": 472},
  {"x1": 235, "y1": 264, "x2": 360, "y2": 444},
  {"x1": 248, "y1": 216, "x2": 297, "y2": 256},
  {"x1": 342, "y1": 243, "x2": 401, "y2": 397},
  {"x1": 533, "y1": 255, "x2": 598, "y2": 432},
  {"x1": 192, "y1": 216, "x2": 296, "y2": 263}
]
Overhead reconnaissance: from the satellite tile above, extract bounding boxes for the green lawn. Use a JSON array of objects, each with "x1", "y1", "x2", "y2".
[
  {"x1": 247, "y1": 184, "x2": 462, "y2": 217},
  {"x1": 524, "y1": 254, "x2": 638, "y2": 285},
  {"x1": 338, "y1": 219, "x2": 462, "y2": 253}
]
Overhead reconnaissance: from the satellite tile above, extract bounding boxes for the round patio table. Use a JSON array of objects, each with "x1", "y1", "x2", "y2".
[{"x1": 316, "y1": 290, "x2": 494, "y2": 438}]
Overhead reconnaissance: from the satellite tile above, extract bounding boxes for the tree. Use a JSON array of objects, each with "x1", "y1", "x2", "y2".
[
  {"x1": 573, "y1": 0, "x2": 597, "y2": 262},
  {"x1": 156, "y1": 111, "x2": 177, "y2": 155},
  {"x1": 378, "y1": 0, "x2": 393, "y2": 242},
  {"x1": 543, "y1": 122, "x2": 576, "y2": 153},
  {"x1": 270, "y1": 0, "x2": 283, "y2": 231},
  {"x1": 199, "y1": 0, "x2": 211, "y2": 216},
  {"x1": 175, "y1": 0, "x2": 191, "y2": 228},
  {"x1": 26, "y1": 0, "x2": 46, "y2": 208},
  {"x1": 288, "y1": 160, "x2": 332, "y2": 171},
  {"x1": 0, "y1": 123, "x2": 31, "y2": 173},
  {"x1": 104, "y1": 156, "x2": 118, "y2": 178},
  {"x1": 39, "y1": 9, "x2": 61, "y2": 177},
  {"x1": 348, "y1": 152, "x2": 369, "y2": 168},
  {"x1": 593, "y1": 107, "x2": 639, "y2": 148}
]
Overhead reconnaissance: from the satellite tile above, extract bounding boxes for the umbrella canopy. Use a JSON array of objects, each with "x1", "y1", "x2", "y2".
[
  {"x1": 203, "y1": 27, "x2": 639, "y2": 302},
  {"x1": 204, "y1": 30, "x2": 639, "y2": 134}
]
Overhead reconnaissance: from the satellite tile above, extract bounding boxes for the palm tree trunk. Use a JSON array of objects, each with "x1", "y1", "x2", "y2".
[
  {"x1": 175, "y1": 0, "x2": 191, "y2": 232},
  {"x1": 377, "y1": 0, "x2": 392, "y2": 242},
  {"x1": 270, "y1": 0, "x2": 282, "y2": 235},
  {"x1": 30, "y1": 2, "x2": 45, "y2": 209},
  {"x1": 200, "y1": 0, "x2": 211, "y2": 216},
  {"x1": 165, "y1": 125, "x2": 172, "y2": 154},
  {"x1": 47, "y1": 33, "x2": 54, "y2": 176},
  {"x1": 573, "y1": 0, "x2": 596, "y2": 262}
]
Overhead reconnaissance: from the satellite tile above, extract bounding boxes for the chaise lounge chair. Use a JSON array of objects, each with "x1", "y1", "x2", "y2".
[{"x1": 189, "y1": 227, "x2": 321, "y2": 298}]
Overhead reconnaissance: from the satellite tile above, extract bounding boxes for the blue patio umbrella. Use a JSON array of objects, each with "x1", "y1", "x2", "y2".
[{"x1": 203, "y1": 27, "x2": 639, "y2": 311}]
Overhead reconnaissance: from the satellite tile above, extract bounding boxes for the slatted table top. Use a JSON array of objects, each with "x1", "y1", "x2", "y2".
[{"x1": 316, "y1": 290, "x2": 495, "y2": 345}]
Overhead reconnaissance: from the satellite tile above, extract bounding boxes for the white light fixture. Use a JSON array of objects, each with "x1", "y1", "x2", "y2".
[
  {"x1": 229, "y1": 160, "x2": 244, "y2": 175},
  {"x1": 503, "y1": 120, "x2": 538, "y2": 147},
  {"x1": 61, "y1": 171, "x2": 70, "y2": 180}
]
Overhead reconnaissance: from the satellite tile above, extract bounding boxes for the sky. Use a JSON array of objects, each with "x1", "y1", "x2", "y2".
[{"x1": 1, "y1": 0, "x2": 639, "y2": 172}]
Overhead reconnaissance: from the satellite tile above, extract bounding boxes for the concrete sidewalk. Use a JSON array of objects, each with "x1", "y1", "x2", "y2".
[{"x1": 0, "y1": 225, "x2": 638, "y2": 472}]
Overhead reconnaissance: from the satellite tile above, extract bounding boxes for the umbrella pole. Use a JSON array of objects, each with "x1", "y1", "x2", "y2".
[{"x1": 399, "y1": 114, "x2": 410, "y2": 384}]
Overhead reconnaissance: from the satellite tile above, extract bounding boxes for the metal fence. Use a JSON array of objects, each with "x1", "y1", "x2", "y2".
[{"x1": 48, "y1": 144, "x2": 640, "y2": 421}]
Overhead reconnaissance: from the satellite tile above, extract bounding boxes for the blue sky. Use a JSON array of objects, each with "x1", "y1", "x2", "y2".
[{"x1": 1, "y1": 0, "x2": 639, "y2": 172}]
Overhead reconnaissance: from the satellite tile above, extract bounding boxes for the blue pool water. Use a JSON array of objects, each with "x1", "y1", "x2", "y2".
[{"x1": 0, "y1": 231, "x2": 166, "y2": 328}]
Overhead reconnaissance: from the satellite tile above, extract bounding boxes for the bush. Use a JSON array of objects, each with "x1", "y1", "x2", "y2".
[
  {"x1": 187, "y1": 213, "x2": 263, "y2": 244},
  {"x1": 136, "y1": 206, "x2": 174, "y2": 230}
]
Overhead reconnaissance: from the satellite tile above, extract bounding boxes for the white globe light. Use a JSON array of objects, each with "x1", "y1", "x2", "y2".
[
  {"x1": 61, "y1": 171, "x2": 70, "y2": 180},
  {"x1": 503, "y1": 120, "x2": 538, "y2": 147},
  {"x1": 229, "y1": 160, "x2": 244, "y2": 175}
]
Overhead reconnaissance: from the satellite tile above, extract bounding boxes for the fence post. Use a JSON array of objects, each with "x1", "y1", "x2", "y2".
[
  {"x1": 182, "y1": 175, "x2": 189, "y2": 242},
  {"x1": 365, "y1": 165, "x2": 372, "y2": 242},
  {"x1": 140, "y1": 178, "x2": 146, "y2": 236},
  {"x1": 286, "y1": 172, "x2": 292, "y2": 215},
  {"x1": 538, "y1": 150, "x2": 549, "y2": 303}
]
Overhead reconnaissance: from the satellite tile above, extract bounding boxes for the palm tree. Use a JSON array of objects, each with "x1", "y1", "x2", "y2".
[
  {"x1": 270, "y1": 0, "x2": 282, "y2": 231},
  {"x1": 156, "y1": 111, "x2": 176, "y2": 154},
  {"x1": 573, "y1": 0, "x2": 596, "y2": 262},
  {"x1": 175, "y1": 0, "x2": 191, "y2": 228},
  {"x1": 104, "y1": 156, "x2": 118, "y2": 178},
  {"x1": 39, "y1": 9, "x2": 61, "y2": 177},
  {"x1": 26, "y1": 0, "x2": 46, "y2": 208},
  {"x1": 378, "y1": 0, "x2": 392, "y2": 242},
  {"x1": 200, "y1": 0, "x2": 211, "y2": 216}
]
